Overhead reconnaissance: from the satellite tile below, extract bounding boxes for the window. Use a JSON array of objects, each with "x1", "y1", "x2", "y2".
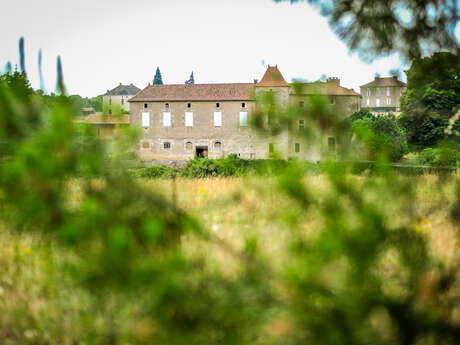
[
  {"x1": 165, "y1": 103, "x2": 169, "y2": 109},
  {"x1": 239, "y1": 111, "x2": 248, "y2": 126},
  {"x1": 185, "y1": 142, "x2": 193, "y2": 150},
  {"x1": 216, "y1": 102, "x2": 220, "y2": 108},
  {"x1": 214, "y1": 141, "x2": 222, "y2": 151},
  {"x1": 187, "y1": 103, "x2": 191, "y2": 108},
  {"x1": 387, "y1": 97, "x2": 391, "y2": 105},
  {"x1": 330, "y1": 97, "x2": 335, "y2": 105},
  {"x1": 242, "y1": 102, "x2": 246, "y2": 108},
  {"x1": 386, "y1": 87, "x2": 390, "y2": 96},
  {"x1": 214, "y1": 111, "x2": 222, "y2": 127},
  {"x1": 269, "y1": 143, "x2": 274, "y2": 154},
  {"x1": 366, "y1": 98, "x2": 370, "y2": 106},
  {"x1": 299, "y1": 101, "x2": 304, "y2": 108},
  {"x1": 299, "y1": 119, "x2": 305, "y2": 130},
  {"x1": 366, "y1": 89, "x2": 371, "y2": 97},
  {"x1": 376, "y1": 98, "x2": 380, "y2": 107},
  {"x1": 163, "y1": 112, "x2": 171, "y2": 127},
  {"x1": 141, "y1": 112, "x2": 150, "y2": 128},
  {"x1": 185, "y1": 112, "x2": 193, "y2": 127},
  {"x1": 121, "y1": 98, "x2": 124, "y2": 105},
  {"x1": 144, "y1": 103, "x2": 148, "y2": 109},
  {"x1": 164, "y1": 142, "x2": 171, "y2": 149},
  {"x1": 295, "y1": 143, "x2": 300, "y2": 153},
  {"x1": 328, "y1": 137, "x2": 336, "y2": 152}
]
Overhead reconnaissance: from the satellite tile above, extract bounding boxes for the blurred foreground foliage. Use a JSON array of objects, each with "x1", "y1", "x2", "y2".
[{"x1": 1, "y1": 35, "x2": 460, "y2": 345}]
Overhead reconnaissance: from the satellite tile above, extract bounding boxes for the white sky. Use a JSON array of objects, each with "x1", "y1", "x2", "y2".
[{"x1": 1, "y1": 0, "x2": 410, "y2": 97}]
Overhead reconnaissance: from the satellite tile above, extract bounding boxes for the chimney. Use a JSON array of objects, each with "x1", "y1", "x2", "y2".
[
  {"x1": 254, "y1": 79, "x2": 258, "y2": 84},
  {"x1": 327, "y1": 77, "x2": 340, "y2": 85}
]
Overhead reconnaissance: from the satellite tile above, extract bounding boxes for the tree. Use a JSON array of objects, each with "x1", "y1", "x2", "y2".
[
  {"x1": 351, "y1": 114, "x2": 408, "y2": 161},
  {"x1": 398, "y1": 52, "x2": 460, "y2": 149},
  {"x1": 185, "y1": 71, "x2": 194, "y2": 84},
  {"x1": 153, "y1": 67, "x2": 163, "y2": 85},
  {"x1": 3, "y1": 62, "x2": 12, "y2": 74}
]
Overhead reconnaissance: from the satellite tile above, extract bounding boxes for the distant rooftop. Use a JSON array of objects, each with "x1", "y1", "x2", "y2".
[
  {"x1": 292, "y1": 79, "x2": 360, "y2": 96},
  {"x1": 105, "y1": 83, "x2": 141, "y2": 96},
  {"x1": 258, "y1": 65, "x2": 288, "y2": 87},
  {"x1": 361, "y1": 76, "x2": 407, "y2": 88},
  {"x1": 129, "y1": 83, "x2": 254, "y2": 102}
]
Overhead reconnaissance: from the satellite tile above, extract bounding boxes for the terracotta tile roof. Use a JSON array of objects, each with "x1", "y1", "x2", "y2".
[
  {"x1": 129, "y1": 83, "x2": 255, "y2": 102},
  {"x1": 79, "y1": 114, "x2": 130, "y2": 124},
  {"x1": 291, "y1": 81, "x2": 360, "y2": 96},
  {"x1": 258, "y1": 65, "x2": 288, "y2": 86},
  {"x1": 361, "y1": 77, "x2": 407, "y2": 88},
  {"x1": 105, "y1": 83, "x2": 141, "y2": 96}
]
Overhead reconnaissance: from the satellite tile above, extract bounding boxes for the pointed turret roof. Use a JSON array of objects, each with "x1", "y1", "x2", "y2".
[{"x1": 258, "y1": 65, "x2": 288, "y2": 86}]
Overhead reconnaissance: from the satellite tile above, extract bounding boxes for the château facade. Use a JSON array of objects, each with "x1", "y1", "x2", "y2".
[
  {"x1": 129, "y1": 66, "x2": 361, "y2": 162},
  {"x1": 103, "y1": 83, "x2": 141, "y2": 113},
  {"x1": 360, "y1": 76, "x2": 407, "y2": 112}
]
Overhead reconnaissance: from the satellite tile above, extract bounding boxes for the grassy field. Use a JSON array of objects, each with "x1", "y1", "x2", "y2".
[{"x1": 0, "y1": 174, "x2": 459, "y2": 344}]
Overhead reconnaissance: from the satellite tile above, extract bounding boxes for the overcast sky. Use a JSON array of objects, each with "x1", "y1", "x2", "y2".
[{"x1": 0, "y1": 0, "x2": 440, "y2": 97}]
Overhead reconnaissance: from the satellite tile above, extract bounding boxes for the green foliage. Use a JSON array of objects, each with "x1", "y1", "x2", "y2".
[
  {"x1": 350, "y1": 114, "x2": 408, "y2": 162},
  {"x1": 135, "y1": 165, "x2": 180, "y2": 178},
  {"x1": 399, "y1": 52, "x2": 460, "y2": 149},
  {"x1": 348, "y1": 109, "x2": 374, "y2": 123},
  {"x1": 153, "y1": 67, "x2": 164, "y2": 85},
  {"x1": 2, "y1": 7, "x2": 460, "y2": 343},
  {"x1": 414, "y1": 146, "x2": 460, "y2": 167}
]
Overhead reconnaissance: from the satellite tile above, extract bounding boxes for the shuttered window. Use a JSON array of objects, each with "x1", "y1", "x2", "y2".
[
  {"x1": 141, "y1": 112, "x2": 150, "y2": 128},
  {"x1": 163, "y1": 112, "x2": 171, "y2": 127},
  {"x1": 214, "y1": 112, "x2": 222, "y2": 127},
  {"x1": 239, "y1": 112, "x2": 248, "y2": 126},
  {"x1": 185, "y1": 112, "x2": 193, "y2": 127}
]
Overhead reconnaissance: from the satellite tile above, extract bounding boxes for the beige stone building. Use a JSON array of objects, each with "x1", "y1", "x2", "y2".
[
  {"x1": 129, "y1": 66, "x2": 360, "y2": 162},
  {"x1": 360, "y1": 76, "x2": 407, "y2": 112},
  {"x1": 103, "y1": 83, "x2": 141, "y2": 113}
]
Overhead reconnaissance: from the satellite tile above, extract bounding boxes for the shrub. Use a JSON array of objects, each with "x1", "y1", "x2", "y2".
[
  {"x1": 417, "y1": 147, "x2": 460, "y2": 166},
  {"x1": 181, "y1": 157, "x2": 220, "y2": 178},
  {"x1": 134, "y1": 165, "x2": 180, "y2": 178},
  {"x1": 351, "y1": 114, "x2": 408, "y2": 162}
]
